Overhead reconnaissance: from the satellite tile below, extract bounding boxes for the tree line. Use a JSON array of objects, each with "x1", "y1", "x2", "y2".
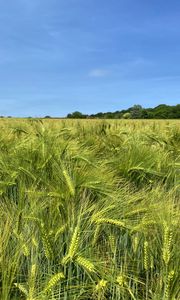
[
  {"x1": 1, "y1": 104, "x2": 179, "y2": 119},
  {"x1": 66, "y1": 104, "x2": 180, "y2": 119}
]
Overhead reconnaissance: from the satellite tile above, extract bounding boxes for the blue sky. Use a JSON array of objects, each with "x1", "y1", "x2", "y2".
[{"x1": 0, "y1": 0, "x2": 180, "y2": 116}]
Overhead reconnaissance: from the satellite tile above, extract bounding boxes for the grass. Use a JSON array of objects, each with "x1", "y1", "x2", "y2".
[{"x1": 0, "y1": 118, "x2": 179, "y2": 299}]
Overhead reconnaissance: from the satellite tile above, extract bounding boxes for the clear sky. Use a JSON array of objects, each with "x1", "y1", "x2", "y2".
[{"x1": 0, "y1": 0, "x2": 180, "y2": 117}]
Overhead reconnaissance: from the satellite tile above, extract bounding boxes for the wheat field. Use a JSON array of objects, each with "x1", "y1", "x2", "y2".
[{"x1": 0, "y1": 119, "x2": 179, "y2": 300}]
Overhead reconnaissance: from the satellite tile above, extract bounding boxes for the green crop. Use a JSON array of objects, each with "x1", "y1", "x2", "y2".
[{"x1": 0, "y1": 118, "x2": 179, "y2": 299}]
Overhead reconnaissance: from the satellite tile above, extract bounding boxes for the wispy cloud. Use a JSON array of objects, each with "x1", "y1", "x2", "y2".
[
  {"x1": 88, "y1": 58, "x2": 152, "y2": 79},
  {"x1": 89, "y1": 69, "x2": 110, "y2": 77}
]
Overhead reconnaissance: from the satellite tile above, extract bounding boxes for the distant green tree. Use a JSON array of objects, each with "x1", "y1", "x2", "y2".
[
  {"x1": 153, "y1": 105, "x2": 170, "y2": 119},
  {"x1": 172, "y1": 104, "x2": 180, "y2": 118},
  {"x1": 67, "y1": 111, "x2": 86, "y2": 119},
  {"x1": 122, "y1": 112, "x2": 131, "y2": 119},
  {"x1": 130, "y1": 105, "x2": 143, "y2": 119},
  {"x1": 96, "y1": 112, "x2": 104, "y2": 118},
  {"x1": 66, "y1": 104, "x2": 180, "y2": 119},
  {"x1": 105, "y1": 112, "x2": 114, "y2": 119},
  {"x1": 141, "y1": 109, "x2": 149, "y2": 119}
]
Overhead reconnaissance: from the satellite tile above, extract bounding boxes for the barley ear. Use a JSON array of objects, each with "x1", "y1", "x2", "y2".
[
  {"x1": 95, "y1": 217, "x2": 126, "y2": 228},
  {"x1": 92, "y1": 225, "x2": 100, "y2": 246},
  {"x1": 165, "y1": 270, "x2": 174, "y2": 300},
  {"x1": 14, "y1": 283, "x2": 28, "y2": 296},
  {"x1": 43, "y1": 272, "x2": 65, "y2": 293},
  {"x1": 68, "y1": 226, "x2": 80, "y2": 259},
  {"x1": 62, "y1": 167, "x2": 75, "y2": 196},
  {"x1": 29, "y1": 264, "x2": 37, "y2": 299},
  {"x1": 144, "y1": 241, "x2": 149, "y2": 271},
  {"x1": 162, "y1": 224, "x2": 172, "y2": 265},
  {"x1": 76, "y1": 255, "x2": 95, "y2": 273},
  {"x1": 40, "y1": 223, "x2": 53, "y2": 259}
]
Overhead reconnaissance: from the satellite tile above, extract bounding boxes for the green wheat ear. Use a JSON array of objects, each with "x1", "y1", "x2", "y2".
[
  {"x1": 43, "y1": 272, "x2": 65, "y2": 293},
  {"x1": 29, "y1": 264, "x2": 37, "y2": 300},
  {"x1": 143, "y1": 240, "x2": 149, "y2": 270},
  {"x1": 14, "y1": 283, "x2": 28, "y2": 296},
  {"x1": 61, "y1": 225, "x2": 80, "y2": 264},
  {"x1": 165, "y1": 270, "x2": 174, "y2": 300},
  {"x1": 116, "y1": 274, "x2": 126, "y2": 287},
  {"x1": 76, "y1": 255, "x2": 96, "y2": 273},
  {"x1": 95, "y1": 279, "x2": 108, "y2": 300},
  {"x1": 95, "y1": 217, "x2": 126, "y2": 228},
  {"x1": 92, "y1": 225, "x2": 101, "y2": 246},
  {"x1": 109, "y1": 234, "x2": 116, "y2": 252},
  {"x1": 68, "y1": 225, "x2": 80, "y2": 258},
  {"x1": 62, "y1": 167, "x2": 75, "y2": 196},
  {"x1": 162, "y1": 223, "x2": 172, "y2": 265},
  {"x1": 95, "y1": 279, "x2": 107, "y2": 292},
  {"x1": 55, "y1": 224, "x2": 67, "y2": 241},
  {"x1": 40, "y1": 223, "x2": 53, "y2": 260}
]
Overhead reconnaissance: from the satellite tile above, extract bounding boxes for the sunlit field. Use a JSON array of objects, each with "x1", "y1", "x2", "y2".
[{"x1": 0, "y1": 119, "x2": 179, "y2": 300}]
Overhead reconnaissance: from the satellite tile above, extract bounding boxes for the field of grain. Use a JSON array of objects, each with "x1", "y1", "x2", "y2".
[{"x1": 0, "y1": 119, "x2": 179, "y2": 300}]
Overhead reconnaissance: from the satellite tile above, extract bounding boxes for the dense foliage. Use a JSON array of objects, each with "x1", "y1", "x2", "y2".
[
  {"x1": 67, "y1": 104, "x2": 180, "y2": 119},
  {"x1": 0, "y1": 119, "x2": 179, "y2": 300}
]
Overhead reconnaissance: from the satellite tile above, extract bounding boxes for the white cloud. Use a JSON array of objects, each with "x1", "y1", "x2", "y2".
[{"x1": 89, "y1": 69, "x2": 110, "y2": 77}]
